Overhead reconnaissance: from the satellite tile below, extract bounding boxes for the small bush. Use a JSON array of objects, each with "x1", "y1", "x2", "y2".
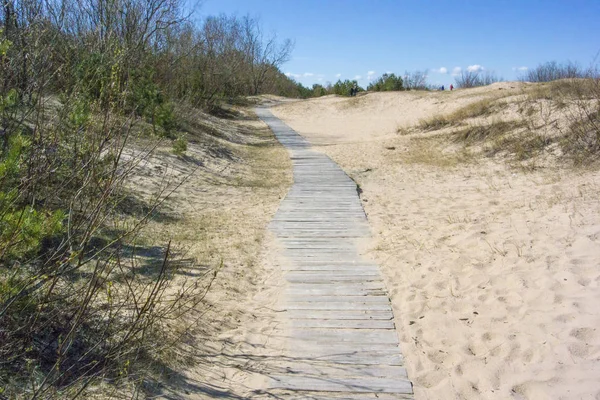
[
  {"x1": 172, "y1": 137, "x2": 188, "y2": 155},
  {"x1": 154, "y1": 102, "x2": 178, "y2": 138}
]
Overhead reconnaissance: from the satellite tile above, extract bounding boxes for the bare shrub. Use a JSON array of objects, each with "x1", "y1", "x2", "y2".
[
  {"x1": 455, "y1": 71, "x2": 502, "y2": 88},
  {"x1": 521, "y1": 61, "x2": 594, "y2": 83},
  {"x1": 404, "y1": 70, "x2": 429, "y2": 90}
]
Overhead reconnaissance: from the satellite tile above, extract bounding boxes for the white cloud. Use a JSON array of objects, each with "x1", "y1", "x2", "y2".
[
  {"x1": 335, "y1": 73, "x2": 342, "y2": 78},
  {"x1": 367, "y1": 71, "x2": 376, "y2": 81},
  {"x1": 354, "y1": 75, "x2": 362, "y2": 80},
  {"x1": 437, "y1": 67, "x2": 448, "y2": 74},
  {"x1": 467, "y1": 64, "x2": 484, "y2": 72},
  {"x1": 512, "y1": 66, "x2": 528, "y2": 71},
  {"x1": 285, "y1": 72, "x2": 301, "y2": 79},
  {"x1": 452, "y1": 67, "x2": 462, "y2": 76},
  {"x1": 303, "y1": 72, "x2": 314, "y2": 77}
]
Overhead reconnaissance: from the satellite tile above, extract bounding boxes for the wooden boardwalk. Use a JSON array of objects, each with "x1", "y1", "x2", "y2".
[{"x1": 255, "y1": 108, "x2": 413, "y2": 399}]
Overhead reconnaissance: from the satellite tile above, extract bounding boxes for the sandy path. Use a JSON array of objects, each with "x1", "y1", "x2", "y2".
[{"x1": 270, "y1": 88, "x2": 600, "y2": 400}]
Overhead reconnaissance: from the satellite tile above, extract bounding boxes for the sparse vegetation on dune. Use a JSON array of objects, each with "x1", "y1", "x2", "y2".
[{"x1": 413, "y1": 76, "x2": 600, "y2": 167}]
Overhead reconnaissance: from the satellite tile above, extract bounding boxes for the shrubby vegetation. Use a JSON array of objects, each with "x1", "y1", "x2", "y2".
[
  {"x1": 331, "y1": 79, "x2": 362, "y2": 96},
  {"x1": 368, "y1": 73, "x2": 404, "y2": 91},
  {"x1": 0, "y1": 0, "x2": 303, "y2": 397},
  {"x1": 403, "y1": 70, "x2": 429, "y2": 90},
  {"x1": 520, "y1": 61, "x2": 597, "y2": 82},
  {"x1": 455, "y1": 70, "x2": 503, "y2": 88}
]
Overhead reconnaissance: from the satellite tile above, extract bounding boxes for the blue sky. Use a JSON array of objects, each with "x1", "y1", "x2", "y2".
[{"x1": 199, "y1": 0, "x2": 600, "y2": 88}]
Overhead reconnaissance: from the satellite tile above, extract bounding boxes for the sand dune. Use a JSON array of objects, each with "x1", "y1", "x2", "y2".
[{"x1": 270, "y1": 86, "x2": 600, "y2": 400}]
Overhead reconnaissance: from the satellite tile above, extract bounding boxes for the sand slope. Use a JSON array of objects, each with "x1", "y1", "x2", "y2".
[{"x1": 271, "y1": 86, "x2": 600, "y2": 400}]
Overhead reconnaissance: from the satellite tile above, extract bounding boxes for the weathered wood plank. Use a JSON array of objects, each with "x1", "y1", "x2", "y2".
[
  {"x1": 285, "y1": 310, "x2": 393, "y2": 320},
  {"x1": 289, "y1": 328, "x2": 398, "y2": 344},
  {"x1": 286, "y1": 295, "x2": 390, "y2": 303},
  {"x1": 285, "y1": 274, "x2": 383, "y2": 283},
  {"x1": 272, "y1": 392, "x2": 414, "y2": 400},
  {"x1": 290, "y1": 319, "x2": 395, "y2": 329},
  {"x1": 284, "y1": 352, "x2": 404, "y2": 366},
  {"x1": 267, "y1": 375, "x2": 413, "y2": 393},
  {"x1": 262, "y1": 362, "x2": 408, "y2": 379},
  {"x1": 281, "y1": 265, "x2": 380, "y2": 272},
  {"x1": 285, "y1": 302, "x2": 391, "y2": 311}
]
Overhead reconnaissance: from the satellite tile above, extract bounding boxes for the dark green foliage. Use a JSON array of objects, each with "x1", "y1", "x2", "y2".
[
  {"x1": 367, "y1": 73, "x2": 404, "y2": 92},
  {"x1": 332, "y1": 79, "x2": 362, "y2": 96},
  {"x1": 0, "y1": 135, "x2": 65, "y2": 260},
  {"x1": 312, "y1": 84, "x2": 327, "y2": 97}
]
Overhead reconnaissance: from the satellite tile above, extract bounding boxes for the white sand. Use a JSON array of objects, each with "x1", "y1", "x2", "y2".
[{"x1": 270, "y1": 86, "x2": 600, "y2": 400}]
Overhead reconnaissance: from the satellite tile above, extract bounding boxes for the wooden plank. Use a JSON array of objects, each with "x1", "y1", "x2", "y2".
[
  {"x1": 262, "y1": 362, "x2": 408, "y2": 379},
  {"x1": 287, "y1": 341, "x2": 399, "y2": 352},
  {"x1": 285, "y1": 310, "x2": 393, "y2": 320},
  {"x1": 281, "y1": 265, "x2": 380, "y2": 272},
  {"x1": 290, "y1": 328, "x2": 398, "y2": 344},
  {"x1": 284, "y1": 352, "x2": 404, "y2": 366},
  {"x1": 279, "y1": 394, "x2": 413, "y2": 400},
  {"x1": 286, "y1": 288, "x2": 387, "y2": 297},
  {"x1": 267, "y1": 375, "x2": 413, "y2": 393},
  {"x1": 286, "y1": 302, "x2": 391, "y2": 311},
  {"x1": 285, "y1": 274, "x2": 383, "y2": 283},
  {"x1": 290, "y1": 319, "x2": 394, "y2": 329},
  {"x1": 286, "y1": 270, "x2": 380, "y2": 278},
  {"x1": 286, "y1": 295, "x2": 390, "y2": 303}
]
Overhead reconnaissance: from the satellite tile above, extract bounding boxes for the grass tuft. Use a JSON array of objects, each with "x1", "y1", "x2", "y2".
[{"x1": 453, "y1": 120, "x2": 527, "y2": 144}]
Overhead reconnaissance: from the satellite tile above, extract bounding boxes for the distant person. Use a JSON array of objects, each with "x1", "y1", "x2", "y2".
[
  {"x1": 450, "y1": 84, "x2": 454, "y2": 91},
  {"x1": 441, "y1": 85, "x2": 445, "y2": 91}
]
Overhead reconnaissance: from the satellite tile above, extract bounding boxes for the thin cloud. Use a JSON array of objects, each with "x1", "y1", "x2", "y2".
[
  {"x1": 303, "y1": 72, "x2": 314, "y2": 77},
  {"x1": 285, "y1": 72, "x2": 302, "y2": 79},
  {"x1": 452, "y1": 67, "x2": 462, "y2": 76},
  {"x1": 512, "y1": 66, "x2": 528, "y2": 71},
  {"x1": 335, "y1": 73, "x2": 342, "y2": 78},
  {"x1": 367, "y1": 71, "x2": 376, "y2": 81},
  {"x1": 354, "y1": 75, "x2": 362, "y2": 80},
  {"x1": 467, "y1": 64, "x2": 484, "y2": 72},
  {"x1": 437, "y1": 67, "x2": 448, "y2": 74}
]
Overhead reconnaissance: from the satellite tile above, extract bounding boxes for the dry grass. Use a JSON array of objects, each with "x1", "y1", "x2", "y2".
[
  {"x1": 419, "y1": 96, "x2": 508, "y2": 131},
  {"x1": 453, "y1": 119, "x2": 527, "y2": 144},
  {"x1": 418, "y1": 114, "x2": 453, "y2": 131}
]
